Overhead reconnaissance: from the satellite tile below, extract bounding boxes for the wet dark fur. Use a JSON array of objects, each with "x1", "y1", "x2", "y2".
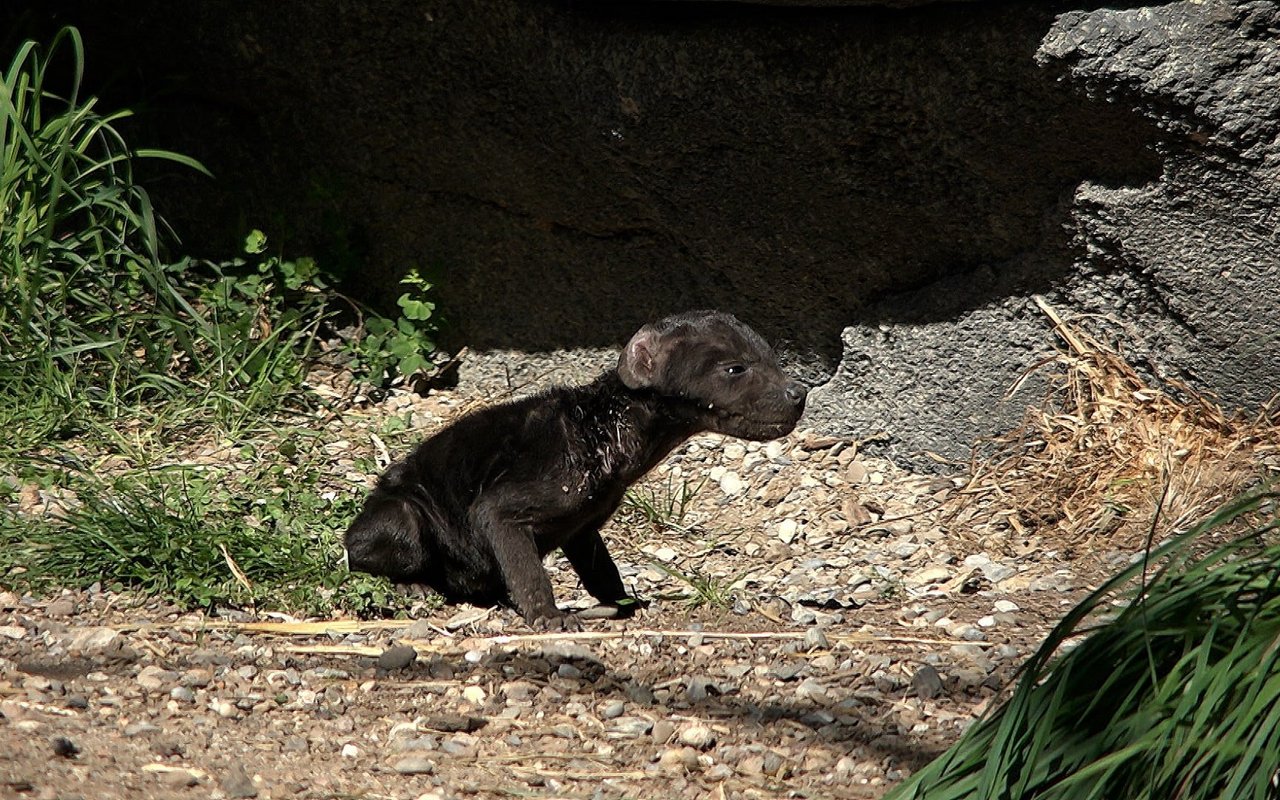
[{"x1": 343, "y1": 310, "x2": 807, "y2": 628}]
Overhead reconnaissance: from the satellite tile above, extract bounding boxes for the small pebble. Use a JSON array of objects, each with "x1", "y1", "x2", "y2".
[
  {"x1": 777, "y1": 519, "x2": 799, "y2": 543},
  {"x1": 911, "y1": 665, "x2": 944, "y2": 699},
  {"x1": 220, "y1": 762, "x2": 259, "y2": 799},
  {"x1": 400, "y1": 619, "x2": 436, "y2": 639},
  {"x1": 984, "y1": 563, "x2": 1018, "y2": 583},
  {"x1": 678, "y1": 725, "x2": 716, "y2": 750},
  {"x1": 124, "y1": 722, "x2": 161, "y2": 737},
  {"x1": 719, "y1": 471, "x2": 744, "y2": 496},
  {"x1": 393, "y1": 756, "x2": 436, "y2": 775},
  {"x1": 600, "y1": 700, "x2": 625, "y2": 719},
  {"x1": 804, "y1": 626, "x2": 829, "y2": 650},
  {"x1": 651, "y1": 720, "x2": 676, "y2": 744},
  {"x1": 159, "y1": 768, "x2": 201, "y2": 788},
  {"x1": 658, "y1": 746, "x2": 700, "y2": 772},
  {"x1": 795, "y1": 678, "x2": 828, "y2": 702},
  {"x1": 136, "y1": 665, "x2": 178, "y2": 691},
  {"x1": 652, "y1": 547, "x2": 678, "y2": 562},
  {"x1": 46, "y1": 598, "x2": 77, "y2": 617},
  {"x1": 377, "y1": 644, "x2": 418, "y2": 671},
  {"x1": 608, "y1": 717, "x2": 651, "y2": 738}
]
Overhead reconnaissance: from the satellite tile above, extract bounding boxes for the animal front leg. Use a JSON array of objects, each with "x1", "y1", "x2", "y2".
[
  {"x1": 562, "y1": 529, "x2": 645, "y2": 618},
  {"x1": 473, "y1": 504, "x2": 579, "y2": 630}
]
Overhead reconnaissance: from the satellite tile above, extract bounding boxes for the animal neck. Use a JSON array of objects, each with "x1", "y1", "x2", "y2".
[{"x1": 577, "y1": 371, "x2": 702, "y2": 481}]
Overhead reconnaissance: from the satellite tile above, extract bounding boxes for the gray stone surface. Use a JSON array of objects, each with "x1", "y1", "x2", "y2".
[
  {"x1": 1044, "y1": 1, "x2": 1280, "y2": 414},
  {"x1": 26, "y1": 0, "x2": 1278, "y2": 467},
  {"x1": 815, "y1": 1, "x2": 1280, "y2": 466}
]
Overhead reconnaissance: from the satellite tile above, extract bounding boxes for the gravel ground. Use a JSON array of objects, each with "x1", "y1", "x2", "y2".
[{"x1": 0, "y1": 362, "x2": 1135, "y2": 800}]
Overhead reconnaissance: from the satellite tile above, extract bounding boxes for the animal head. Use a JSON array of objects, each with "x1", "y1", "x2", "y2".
[{"x1": 617, "y1": 310, "x2": 807, "y2": 441}]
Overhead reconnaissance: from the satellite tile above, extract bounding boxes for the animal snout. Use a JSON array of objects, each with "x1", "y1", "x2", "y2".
[{"x1": 785, "y1": 381, "x2": 808, "y2": 406}]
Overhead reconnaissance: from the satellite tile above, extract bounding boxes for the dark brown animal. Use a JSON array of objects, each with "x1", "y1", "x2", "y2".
[{"x1": 343, "y1": 310, "x2": 807, "y2": 629}]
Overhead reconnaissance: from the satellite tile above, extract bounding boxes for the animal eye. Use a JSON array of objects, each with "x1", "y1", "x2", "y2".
[{"x1": 724, "y1": 364, "x2": 747, "y2": 376}]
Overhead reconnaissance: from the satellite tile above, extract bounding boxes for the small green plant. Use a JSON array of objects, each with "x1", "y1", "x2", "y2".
[
  {"x1": 624, "y1": 474, "x2": 705, "y2": 531},
  {"x1": 651, "y1": 561, "x2": 748, "y2": 610},
  {"x1": 189, "y1": 230, "x2": 335, "y2": 432},
  {"x1": 873, "y1": 570, "x2": 905, "y2": 600},
  {"x1": 0, "y1": 27, "x2": 353, "y2": 446},
  {"x1": 351, "y1": 268, "x2": 438, "y2": 384}
]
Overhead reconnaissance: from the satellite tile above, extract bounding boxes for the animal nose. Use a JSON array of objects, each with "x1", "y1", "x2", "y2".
[{"x1": 785, "y1": 381, "x2": 807, "y2": 405}]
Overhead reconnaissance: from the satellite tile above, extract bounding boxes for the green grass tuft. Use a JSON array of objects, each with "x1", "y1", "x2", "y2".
[
  {"x1": 623, "y1": 474, "x2": 705, "y2": 532},
  {"x1": 888, "y1": 486, "x2": 1280, "y2": 800},
  {"x1": 0, "y1": 443, "x2": 424, "y2": 618},
  {"x1": 650, "y1": 560, "x2": 748, "y2": 610}
]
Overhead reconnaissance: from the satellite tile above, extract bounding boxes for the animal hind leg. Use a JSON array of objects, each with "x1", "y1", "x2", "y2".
[{"x1": 344, "y1": 494, "x2": 429, "y2": 582}]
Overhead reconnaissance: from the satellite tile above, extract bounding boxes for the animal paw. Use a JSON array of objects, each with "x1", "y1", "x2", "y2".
[{"x1": 529, "y1": 613, "x2": 583, "y2": 632}]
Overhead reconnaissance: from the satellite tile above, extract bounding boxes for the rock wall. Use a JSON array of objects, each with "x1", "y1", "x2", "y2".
[
  {"x1": 811, "y1": 1, "x2": 1280, "y2": 465},
  {"x1": 23, "y1": 0, "x2": 1279, "y2": 468}
]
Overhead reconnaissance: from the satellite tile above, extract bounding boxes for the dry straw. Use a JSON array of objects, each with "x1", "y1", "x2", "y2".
[{"x1": 953, "y1": 296, "x2": 1279, "y2": 553}]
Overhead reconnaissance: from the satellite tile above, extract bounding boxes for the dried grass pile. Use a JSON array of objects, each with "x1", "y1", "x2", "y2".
[{"x1": 955, "y1": 297, "x2": 1280, "y2": 553}]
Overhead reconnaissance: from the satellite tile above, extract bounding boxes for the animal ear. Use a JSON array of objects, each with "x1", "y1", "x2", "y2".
[{"x1": 618, "y1": 325, "x2": 661, "y2": 389}]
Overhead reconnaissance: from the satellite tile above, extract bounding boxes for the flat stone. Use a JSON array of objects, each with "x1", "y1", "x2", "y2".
[
  {"x1": 46, "y1": 598, "x2": 77, "y2": 617},
  {"x1": 906, "y1": 566, "x2": 951, "y2": 586},
  {"x1": 65, "y1": 627, "x2": 120, "y2": 653},
  {"x1": 400, "y1": 619, "x2": 436, "y2": 639},
  {"x1": 136, "y1": 666, "x2": 178, "y2": 691},
  {"x1": 983, "y1": 563, "x2": 1018, "y2": 583},
  {"x1": 608, "y1": 717, "x2": 652, "y2": 738},
  {"x1": 844, "y1": 461, "x2": 868, "y2": 484},
  {"x1": 124, "y1": 722, "x2": 161, "y2": 737},
  {"x1": 392, "y1": 756, "x2": 436, "y2": 775}
]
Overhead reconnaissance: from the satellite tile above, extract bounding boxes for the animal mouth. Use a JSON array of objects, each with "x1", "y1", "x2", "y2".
[{"x1": 719, "y1": 410, "x2": 801, "y2": 438}]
